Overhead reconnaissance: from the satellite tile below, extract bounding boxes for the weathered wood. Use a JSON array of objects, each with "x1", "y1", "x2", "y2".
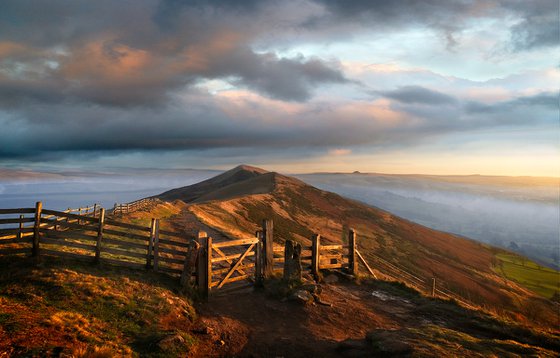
[
  {"x1": 262, "y1": 220, "x2": 274, "y2": 278},
  {"x1": 311, "y1": 234, "x2": 320, "y2": 280},
  {"x1": 40, "y1": 237, "x2": 96, "y2": 251},
  {"x1": 348, "y1": 228, "x2": 357, "y2": 275},
  {"x1": 104, "y1": 218, "x2": 151, "y2": 232},
  {"x1": 42, "y1": 209, "x2": 99, "y2": 223},
  {"x1": 102, "y1": 237, "x2": 147, "y2": 250},
  {"x1": 321, "y1": 244, "x2": 343, "y2": 251},
  {"x1": 41, "y1": 248, "x2": 94, "y2": 261},
  {"x1": 0, "y1": 237, "x2": 32, "y2": 245},
  {"x1": 255, "y1": 230, "x2": 264, "y2": 287},
  {"x1": 217, "y1": 242, "x2": 255, "y2": 289},
  {"x1": 158, "y1": 229, "x2": 185, "y2": 238},
  {"x1": 92, "y1": 203, "x2": 98, "y2": 218},
  {"x1": 103, "y1": 228, "x2": 148, "y2": 241},
  {"x1": 211, "y1": 274, "x2": 251, "y2": 287},
  {"x1": 147, "y1": 219, "x2": 156, "y2": 268},
  {"x1": 40, "y1": 218, "x2": 98, "y2": 232},
  {"x1": 17, "y1": 215, "x2": 24, "y2": 240},
  {"x1": 153, "y1": 219, "x2": 160, "y2": 271},
  {"x1": 320, "y1": 263, "x2": 345, "y2": 269},
  {"x1": 157, "y1": 246, "x2": 187, "y2": 256},
  {"x1": 0, "y1": 227, "x2": 34, "y2": 236},
  {"x1": 213, "y1": 263, "x2": 256, "y2": 275},
  {"x1": 355, "y1": 250, "x2": 378, "y2": 279},
  {"x1": 0, "y1": 247, "x2": 30, "y2": 255},
  {"x1": 0, "y1": 217, "x2": 35, "y2": 225},
  {"x1": 432, "y1": 277, "x2": 436, "y2": 297},
  {"x1": 180, "y1": 240, "x2": 200, "y2": 287},
  {"x1": 0, "y1": 208, "x2": 35, "y2": 214},
  {"x1": 157, "y1": 256, "x2": 186, "y2": 265},
  {"x1": 283, "y1": 240, "x2": 302, "y2": 282},
  {"x1": 213, "y1": 237, "x2": 259, "y2": 248},
  {"x1": 32, "y1": 201, "x2": 42, "y2": 257},
  {"x1": 207, "y1": 237, "x2": 213, "y2": 292},
  {"x1": 102, "y1": 246, "x2": 147, "y2": 260},
  {"x1": 211, "y1": 251, "x2": 255, "y2": 263},
  {"x1": 158, "y1": 238, "x2": 190, "y2": 248},
  {"x1": 212, "y1": 245, "x2": 247, "y2": 276},
  {"x1": 321, "y1": 254, "x2": 343, "y2": 260},
  {"x1": 196, "y1": 236, "x2": 209, "y2": 299},
  {"x1": 39, "y1": 229, "x2": 98, "y2": 242},
  {"x1": 95, "y1": 208, "x2": 105, "y2": 263}
]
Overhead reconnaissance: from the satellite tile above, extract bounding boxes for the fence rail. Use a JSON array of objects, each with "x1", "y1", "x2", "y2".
[{"x1": 112, "y1": 198, "x2": 159, "y2": 216}]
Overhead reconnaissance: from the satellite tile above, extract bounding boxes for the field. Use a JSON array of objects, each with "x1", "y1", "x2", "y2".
[{"x1": 495, "y1": 253, "x2": 560, "y2": 299}]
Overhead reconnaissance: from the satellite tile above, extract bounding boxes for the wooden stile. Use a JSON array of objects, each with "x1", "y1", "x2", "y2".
[
  {"x1": 95, "y1": 208, "x2": 105, "y2": 263},
  {"x1": 32, "y1": 201, "x2": 42, "y2": 257}
]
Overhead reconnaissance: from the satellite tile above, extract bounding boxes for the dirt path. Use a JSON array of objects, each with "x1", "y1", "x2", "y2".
[
  {"x1": 196, "y1": 281, "x2": 412, "y2": 357},
  {"x1": 167, "y1": 207, "x2": 231, "y2": 242}
]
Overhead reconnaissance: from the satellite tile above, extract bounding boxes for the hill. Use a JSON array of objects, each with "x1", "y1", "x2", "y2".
[{"x1": 157, "y1": 165, "x2": 559, "y2": 328}]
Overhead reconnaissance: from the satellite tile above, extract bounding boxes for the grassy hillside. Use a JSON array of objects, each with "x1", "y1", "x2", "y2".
[{"x1": 158, "y1": 166, "x2": 560, "y2": 329}]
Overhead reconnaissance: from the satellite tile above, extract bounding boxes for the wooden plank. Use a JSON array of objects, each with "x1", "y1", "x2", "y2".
[
  {"x1": 211, "y1": 251, "x2": 255, "y2": 263},
  {"x1": 212, "y1": 246, "x2": 247, "y2": 276},
  {"x1": 180, "y1": 241, "x2": 200, "y2": 287},
  {"x1": 321, "y1": 244, "x2": 343, "y2": 251},
  {"x1": 147, "y1": 219, "x2": 155, "y2": 269},
  {"x1": 321, "y1": 254, "x2": 343, "y2": 260},
  {"x1": 348, "y1": 229, "x2": 357, "y2": 275},
  {"x1": 95, "y1": 208, "x2": 105, "y2": 263},
  {"x1": 41, "y1": 248, "x2": 94, "y2": 261},
  {"x1": 0, "y1": 247, "x2": 31, "y2": 255},
  {"x1": 40, "y1": 229, "x2": 98, "y2": 242},
  {"x1": 100, "y1": 257, "x2": 146, "y2": 270},
  {"x1": 0, "y1": 208, "x2": 35, "y2": 214},
  {"x1": 0, "y1": 217, "x2": 35, "y2": 225},
  {"x1": 158, "y1": 256, "x2": 185, "y2": 265},
  {"x1": 158, "y1": 238, "x2": 190, "y2": 248},
  {"x1": 0, "y1": 237, "x2": 32, "y2": 245},
  {"x1": 0, "y1": 227, "x2": 34, "y2": 236},
  {"x1": 356, "y1": 250, "x2": 378, "y2": 279},
  {"x1": 104, "y1": 219, "x2": 151, "y2": 232},
  {"x1": 213, "y1": 237, "x2": 259, "y2": 248},
  {"x1": 254, "y1": 232, "x2": 263, "y2": 287},
  {"x1": 320, "y1": 263, "x2": 344, "y2": 269},
  {"x1": 40, "y1": 237, "x2": 96, "y2": 251},
  {"x1": 103, "y1": 237, "x2": 148, "y2": 250},
  {"x1": 158, "y1": 246, "x2": 187, "y2": 257},
  {"x1": 41, "y1": 209, "x2": 99, "y2": 223},
  {"x1": 103, "y1": 228, "x2": 148, "y2": 242},
  {"x1": 213, "y1": 263, "x2": 255, "y2": 275},
  {"x1": 40, "y1": 218, "x2": 98, "y2": 232},
  {"x1": 102, "y1": 246, "x2": 147, "y2": 260},
  {"x1": 158, "y1": 229, "x2": 184, "y2": 238},
  {"x1": 217, "y1": 243, "x2": 255, "y2": 289}
]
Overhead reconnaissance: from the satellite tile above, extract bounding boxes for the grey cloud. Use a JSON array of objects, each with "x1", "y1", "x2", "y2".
[
  {"x1": 465, "y1": 92, "x2": 558, "y2": 114},
  {"x1": 379, "y1": 86, "x2": 457, "y2": 105}
]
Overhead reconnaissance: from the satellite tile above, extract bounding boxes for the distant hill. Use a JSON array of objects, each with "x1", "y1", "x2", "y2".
[{"x1": 157, "y1": 165, "x2": 559, "y2": 328}]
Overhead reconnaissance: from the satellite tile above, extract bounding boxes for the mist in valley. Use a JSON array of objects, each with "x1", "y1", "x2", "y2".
[{"x1": 298, "y1": 173, "x2": 560, "y2": 268}]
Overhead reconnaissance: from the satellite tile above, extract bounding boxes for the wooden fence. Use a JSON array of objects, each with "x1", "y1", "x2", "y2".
[
  {"x1": 0, "y1": 203, "x2": 476, "y2": 306},
  {"x1": 112, "y1": 198, "x2": 159, "y2": 216}
]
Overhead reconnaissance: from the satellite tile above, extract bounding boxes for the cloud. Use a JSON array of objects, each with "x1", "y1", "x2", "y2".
[{"x1": 378, "y1": 86, "x2": 457, "y2": 105}]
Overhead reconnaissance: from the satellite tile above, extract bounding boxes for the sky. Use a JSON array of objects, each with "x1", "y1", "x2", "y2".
[{"x1": 0, "y1": 0, "x2": 558, "y2": 176}]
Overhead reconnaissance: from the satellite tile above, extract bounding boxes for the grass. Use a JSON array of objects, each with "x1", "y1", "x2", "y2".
[
  {"x1": 0, "y1": 256, "x2": 197, "y2": 357},
  {"x1": 495, "y1": 253, "x2": 560, "y2": 299}
]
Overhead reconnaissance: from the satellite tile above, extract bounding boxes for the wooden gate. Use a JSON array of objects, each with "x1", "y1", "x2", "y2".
[{"x1": 196, "y1": 234, "x2": 260, "y2": 296}]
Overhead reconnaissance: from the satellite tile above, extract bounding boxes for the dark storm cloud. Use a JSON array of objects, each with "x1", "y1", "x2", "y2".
[
  {"x1": 313, "y1": 0, "x2": 559, "y2": 51},
  {"x1": 0, "y1": 0, "x2": 347, "y2": 106},
  {"x1": 379, "y1": 86, "x2": 457, "y2": 105}
]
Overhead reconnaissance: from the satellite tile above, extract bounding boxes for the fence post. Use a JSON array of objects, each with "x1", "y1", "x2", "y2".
[
  {"x1": 180, "y1": 239, "x2": 200, "y2": 288},
  {"x1": 348, "y1": 228, "x2": 358, "y2": 276},
  {"x1": 196, "y1": 231, "x2": 209, "y2": 299},
  {"x1": 17, "y1": 215, "x2": 24, "y2": 241},
  {"x1": 431, "y1": 277, "x2": 436, "y2": 297},
  {"x1": 255, "y1": 230, "x2": 264, "y2": 287},
  {"x1": 147, "y1": 218, "x2": 156, "y2": 269},
  {"x1": 95, "y1": 208, "x2": 105, "y2": 264},
  {"x1": 311, "y1": 234, "x2": 321, "y2": 281},
  {"x1": 78, "y1": 207, "x2": 82, "y2": 224},
  {"x1": 93, "y1": 203, "x2": 98, "y2": 218},
  {"x1": 262, "y1": 219, "x2": 274, "y2": 279},
  {"x1": 32, "y1": 201, "x2": 42, "y2": 257},
  {"x1": 153, "y1": 219, "x2": 160, "y2": 271}
]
